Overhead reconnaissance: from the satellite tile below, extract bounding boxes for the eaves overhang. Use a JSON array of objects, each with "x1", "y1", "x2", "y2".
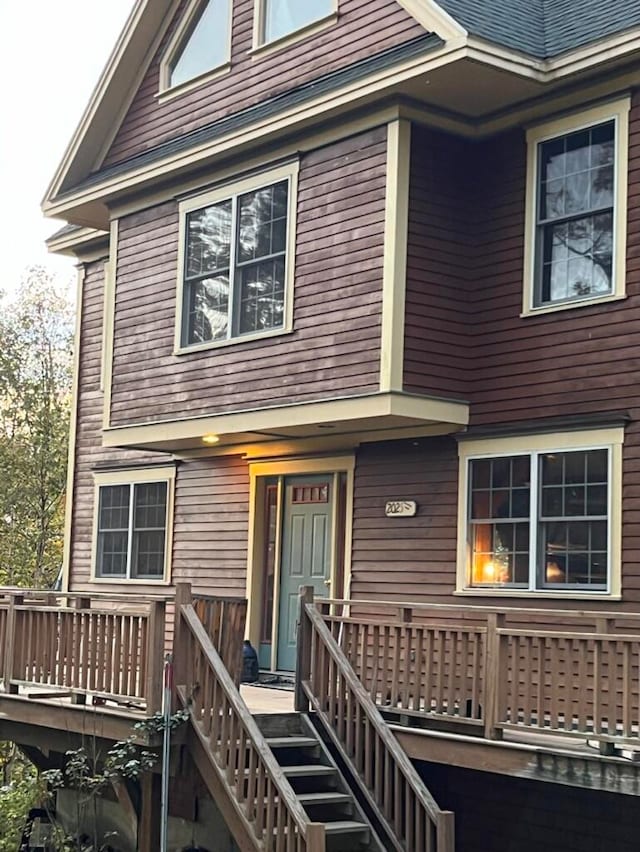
[{"x1": 102, "y1": 391, "x2": 470, "y2": 454}]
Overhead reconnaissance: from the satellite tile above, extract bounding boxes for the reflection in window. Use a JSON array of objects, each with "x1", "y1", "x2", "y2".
[
  {"x1": 169, "y1": 0, "x2": 231, "y2": 88},
  {"x1": 183, "y1": 180, "x2": 289, "y2": 346},
  {"x1": 468, "y1": 449, "x2": 609, "y2": 591},
  {"x1": 262, "y1": 0, "x2": 333, "y2": 43},
  {"x1": 536, "y1": 121, "x2": 615, "y2": 306}
]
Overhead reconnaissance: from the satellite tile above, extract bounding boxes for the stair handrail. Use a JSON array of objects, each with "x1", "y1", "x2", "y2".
[
  {"x1": 179, "y1": 603, "x2": 326, "y2": 852},
  {"x1": 299, "y1": 594, "x2": 455, "y2": 852}
]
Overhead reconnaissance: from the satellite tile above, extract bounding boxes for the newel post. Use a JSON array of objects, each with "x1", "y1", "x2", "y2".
[
  {"x1": 145, "y1": 599, "x2": 166, "y2": 715},
  {"x1": 3, "y1": 593, "x2": 23, "y2": 694},
  {"x1": 173, "y1": 583, "x2": 192, "y2": 704},
  {"x1": 295, "y1": 586, "x2": 314, "y2": 712},
  {"x1": 483, "y1": 612, "x2": 505, "y2": 740}
]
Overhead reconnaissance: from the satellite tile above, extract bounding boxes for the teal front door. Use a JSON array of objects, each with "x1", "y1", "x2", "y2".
[{"x1": 276, "y1": 475, "x2": 333, "y2": 671}]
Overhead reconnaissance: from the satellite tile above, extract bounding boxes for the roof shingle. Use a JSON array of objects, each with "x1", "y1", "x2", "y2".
[{"x1": 437, "y1": 0, "x2": 640, "y2": 58}]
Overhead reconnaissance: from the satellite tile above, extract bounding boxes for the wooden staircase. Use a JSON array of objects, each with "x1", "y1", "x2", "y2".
[
  {"x1": 174, "y1": 585, "x2": 454, "y2": 852},
  {"x1": 255, "y1": 712, "x2": 386, "y2": 851}
]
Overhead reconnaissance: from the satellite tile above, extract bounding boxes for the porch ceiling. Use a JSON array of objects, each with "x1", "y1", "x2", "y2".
[{"x1": 102, "y1": 391, "x2": 469, "y2": 454}]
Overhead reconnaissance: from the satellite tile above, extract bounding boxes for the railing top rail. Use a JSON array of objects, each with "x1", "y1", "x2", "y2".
[
  {"x1": 12, "y1": 604, "x2": 153, "y2": 618},
  {"x1": 0, "y1": 588, "x2": 174, "y2": 604},
  {"x1": 305, "y1": 601, "x2": 445, "y2": 825},
  {"x1": 320, "y1": 597, "x2": 640, "y2": 623},
  {"x1": 192, "y1": 594, "x2": 247, "y2": 604},
  {"x1": 180, "y1": 604, "x2": 317, "y2": 841}
]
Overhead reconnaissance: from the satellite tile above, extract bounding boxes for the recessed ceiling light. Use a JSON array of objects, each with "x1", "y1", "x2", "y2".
[{"x1": 202, "y1": 434, "x2": 220, "y2": 445}]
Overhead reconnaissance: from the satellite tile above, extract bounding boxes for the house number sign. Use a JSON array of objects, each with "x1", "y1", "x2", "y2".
[{"x1": 384, "y1": 500, "x2": 417, "y2": 517}]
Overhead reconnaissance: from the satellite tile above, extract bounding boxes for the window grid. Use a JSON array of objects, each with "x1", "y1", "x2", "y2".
[{"x1": 467, "y1": 448, "x2": 610, "y2": 592}]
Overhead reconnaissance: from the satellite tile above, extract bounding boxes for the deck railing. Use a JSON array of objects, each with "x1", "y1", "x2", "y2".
[
  {"x1": 315, "y1": 598, "x2": 640, "y2": 749},
  {"x1": 298, "y1": 589, "x2": 455, "y2": 852},
  {"x1": 0, "y1": 590, "x2": 168, "y2": 712},
  {"x1": 177, "y1": 599, "x2": 325, "y2": 852}
]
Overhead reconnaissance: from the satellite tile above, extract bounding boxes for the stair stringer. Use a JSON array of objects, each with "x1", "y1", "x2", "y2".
[{"x1": 183, "y1": 705, "x2": 260, "y2": 852}]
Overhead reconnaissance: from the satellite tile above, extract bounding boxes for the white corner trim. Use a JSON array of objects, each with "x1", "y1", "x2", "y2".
[{"x1": 396, "y1": 0, "x2": 467, "y2": 41}]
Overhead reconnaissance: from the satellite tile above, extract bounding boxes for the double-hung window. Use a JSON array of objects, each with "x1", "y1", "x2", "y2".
[
  {"x1": 93, "y1": 468, "x2": 175, "y2": 582},
  {"x1": 524, "y1": 98, "x2": 630, "y2": 314},
  {"x1": 177, "y1": 164, "x2": 297, "y2": 351},
  {"x1": 457, "y1": 430, "x2": 623, "y2": 596},
  {"x1": 256, "y1": 0, "x2": 336, "y2": 46}
]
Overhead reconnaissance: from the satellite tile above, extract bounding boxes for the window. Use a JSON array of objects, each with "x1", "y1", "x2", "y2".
[
  {"x1": 523, "y1": 98, "x2": 630, "y2": 314},
  {"x1": 93, "y1": 468, "x2": 175, "y2": 582},
  {"x1": 176, "y1": 163, "x2": 298, "y2": 351},
  {"x1": 457, "y1": 430, "x2": 623, "y2": 596},
  {"x1": 257, "y1": 0, "x2": 335, "y2": 46},
  {"x1": 160, "y1": 0, "x2": 231, "y2": 93}
]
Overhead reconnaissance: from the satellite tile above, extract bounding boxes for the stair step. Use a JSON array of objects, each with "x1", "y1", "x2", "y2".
[
  {"x1": 297, "y1": 792, "x2": 352, "y2": 806},
  {"x1": 325, "y1": 820, "x2": 370, "y2": 836},
  {"x1": 266, "y1": 736, "x2": 318, "y2": 749},
  {"x1": 282, "y1": 765, "x2": 337, "y2": 778}
]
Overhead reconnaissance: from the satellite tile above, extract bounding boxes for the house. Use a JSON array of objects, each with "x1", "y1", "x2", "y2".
[{"x1": 5, "y1": 0, "x2": 640, "y2": 848}]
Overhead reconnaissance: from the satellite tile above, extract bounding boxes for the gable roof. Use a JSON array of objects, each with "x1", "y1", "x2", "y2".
[
  {"x1": 437, "y1": 0, "x2": 640, "y2": 58},
  {"x1": 43, "y1": 0, "x2": 640, "y2": 221}
]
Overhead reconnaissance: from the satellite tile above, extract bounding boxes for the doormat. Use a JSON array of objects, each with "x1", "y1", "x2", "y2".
[{"x1": 256, "y1": 673, "x2": 295, "y2": 691}]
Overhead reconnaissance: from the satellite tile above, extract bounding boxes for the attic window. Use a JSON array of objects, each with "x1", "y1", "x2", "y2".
[
  {"x1": 258, "y1": 0, "x2": 336, "y2": 46},
  {"x1": 162, "y1": 0, "x2": 231, "y2": 92}
]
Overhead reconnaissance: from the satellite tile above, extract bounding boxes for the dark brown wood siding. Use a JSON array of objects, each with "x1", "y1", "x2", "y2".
[
  {"x1": 69, "y1": 260, "x2": 167, "y2": 591},
  {"x1": 69, "y1": 260, "x2": 250, "y2": 597},
  {"x1": 109, "y1": 127, "x2": 386, "y2": 426},
  {"x1": 103, "y1": 0, "x2": 425, "y2": 166},
  {"x1": 172, "y1": 456, "x2": 249, "y2": 596},
  {"x1": 418, "y1": 764, "x2": 640, "y2": 852},
  {"x1": 403, "y1": 126, "x2": 473, "y2": 398},
  {"x1": 351, "y1": 436, "x2": 640, "y2": 611}
]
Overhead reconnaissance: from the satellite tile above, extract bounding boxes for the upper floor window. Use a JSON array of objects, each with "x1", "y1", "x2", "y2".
[
  {"x1": 258, "y1": 0, "x2": 335, "y2": 45},
  {"x1": 457, "y1": 429, "x2": 623, "y2": 598},
  {"x1": 93, "y1": 467, "x2": 176, "y2": 583},
  {"x1": 160, "y1": 0, "x2": 231, "y2": 93},
  {"x1": 523, "y1": 98, "x2": 630, "y2": 315},
  {"x1": 176, "y1": 163, "x2": 298, "y2": 352}
]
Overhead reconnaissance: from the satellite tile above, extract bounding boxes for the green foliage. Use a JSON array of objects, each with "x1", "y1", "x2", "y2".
[
  {"x1": 0, "y1": 748, "x2": 46, "y2": 851},
  {"x1": 0, "y1": 266, "x2": 73, "y2": 588}
]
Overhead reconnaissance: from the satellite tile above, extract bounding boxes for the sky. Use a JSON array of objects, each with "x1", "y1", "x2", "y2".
[{"x1": 0, "y1": 0, "x2": 134, "y2": 294}]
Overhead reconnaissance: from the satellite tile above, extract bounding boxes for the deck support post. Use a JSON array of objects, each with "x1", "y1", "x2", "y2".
[
  {"x1": 173, "y1": 583, "x2": 192, "y2": 707},
  {"x1": 484, "y1": 612, "x2": 505, "y2": 740},
  {"x1": 4, "y1": 593, "x2": 23, "y2": 694},
  {"x1": 145, "y1": 600, "x2": 166, "y2": 716},
  {"x1": 295, "y1": 586, "x2": 314, "y2": 712},
  {"x1": 138, "y1": 771, "x2": 162, "y2": 852}
]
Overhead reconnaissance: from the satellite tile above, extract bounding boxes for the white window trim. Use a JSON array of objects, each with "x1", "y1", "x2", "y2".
[
  {"x1": 174, "y1": 161, "x2": 299, "y2": 355},
  {"x1": 91, "y1": 466, "x2": 176, "y2": 585},
  {"x1": 522, "y1": 97, "x2": 630, "y2": 317},
  {"x1": 157, "y1": 0, "x2": 233, "y2": 101},
  {"x1": 251, "y1": 0, "x2": 338, "y2": 54},
  {"x1": 456, "y1": 428, "x2": 624, "y2": 599}
]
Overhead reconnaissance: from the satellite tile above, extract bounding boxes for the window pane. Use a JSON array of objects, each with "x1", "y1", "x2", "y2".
[
  {"x1": 237, "y1": 257, "x2": 285, "y2": 335},
  {"x1": 98, "y1": 485, "x2": 130, "y2": 531},
  {"x1": 186, "y1": 201, "x2": 232, "y2": 278},
  {"x1": 237, "y1": 182, "x2": 288, "y2": 264},
  {"x1": 541, "y1": 214, "x2": 613, "y2": 303},
  {"x1": 170, "y1": 0, "x2": 231, "y2": 88},
  {"x1": 263, "y1": 0, "x2": 333, "y2": 42},
  {"x1": 539, "y1": 450, "x2": 609, "y2": 588},
  {"x1": 132, "y1": 483, "x2": 167, "y2": 579},
  {"x1": 186, "y1": 275, "x2": 230, "y2": 344},
  {"x1": 98, "y1": 531, "x2": 128, "y2": 577}
]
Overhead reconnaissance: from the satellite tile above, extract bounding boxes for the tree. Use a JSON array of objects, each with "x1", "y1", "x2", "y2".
[{"x1": 0, "y1": 267, "x2": 73, "y2": 588}]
